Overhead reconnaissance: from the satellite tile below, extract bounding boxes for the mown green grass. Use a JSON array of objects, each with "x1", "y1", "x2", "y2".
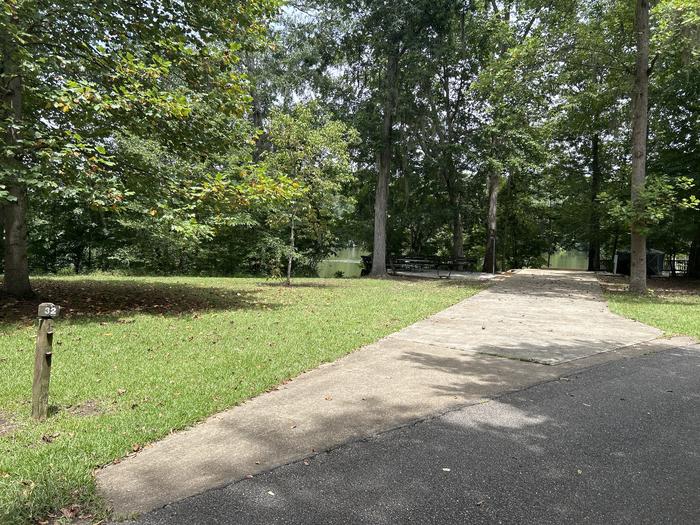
[
  {"x1": 605, "y1": 287, "x2": 700, "y2": 341},
  {"x1": 0, "y1": 276, "x2": 482, "y2": 523}
]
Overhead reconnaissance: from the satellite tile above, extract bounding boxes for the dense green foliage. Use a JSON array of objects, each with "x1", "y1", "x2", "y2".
[
  {"x1": 0, "y1": 275, "x2": 482, "y2": 523},
  {"x1": 0, "y1": 0, "x2": 356, "y2": 285},
  {"x1": 1, "y1": 1, "x2": 698, "y2": 285},
  {"x1": 273, "y1": 0, "x2": 698, "y2": 273}
]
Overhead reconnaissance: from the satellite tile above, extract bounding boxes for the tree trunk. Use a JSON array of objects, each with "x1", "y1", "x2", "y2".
[
  {"x1": 482, "y1": 169, "x2": 500, "y2": 273},
  {"x1": 73, "y1": 248, "x2": 83, "y2": 274},
  {"x1": 2, "y1": 41, "x2": 33, "y2": 298},
  {"x1": 2, "y1": 183, "x2": 32, "y2": 297},
  {"x1": 669, "y1": 250, "x2": 676, "y2": 278},
  {"x1": 629, "y1": 0, "x2": 650, "y2": 294},
  {"x1": 450, "y1": 191, "x2": 465, "y2": 270},
  {"x1": 286, "y1": 215, "x2": 295, "y2": 286},
  {"x1": 688, "y1": 231, "x2": 700, "y2": 279},
  {"x1": 370, "y1": 50, "x2": 400, "y2": 277},
  {"x1": 587, "y1": 133, "x2": 602, "y2": 272},
  {"x1": 451, "y1": 193, "x2": 465, "y2": 261}
]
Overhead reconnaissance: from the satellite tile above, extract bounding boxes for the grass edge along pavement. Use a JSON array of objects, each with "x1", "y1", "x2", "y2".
[
  {"x1": 602, "y1": 277, "x2": 700, "y2": 342},
  {"x1": 0, "y1": 275, "x2": 483, "y2": 524}
]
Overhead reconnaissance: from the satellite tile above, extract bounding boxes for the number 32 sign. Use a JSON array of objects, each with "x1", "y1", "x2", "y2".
[{"x1": 38, "y1": 303, "x2": 60, "y2": 319}]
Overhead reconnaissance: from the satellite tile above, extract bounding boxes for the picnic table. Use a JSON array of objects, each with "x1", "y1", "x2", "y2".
[{"x1": 361, "y1": 255, "x2": 476, "y2": 278}]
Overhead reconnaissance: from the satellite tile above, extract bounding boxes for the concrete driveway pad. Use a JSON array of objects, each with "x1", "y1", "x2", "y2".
[{"x1": 391, "y1": 269, "x2": 661, "y2": 364}]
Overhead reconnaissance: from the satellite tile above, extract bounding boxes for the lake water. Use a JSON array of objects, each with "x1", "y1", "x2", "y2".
[
  {"x1": 317, "y1": 246, "x2": 366, "y2": 278},
  {"x1": 547, "y1": 250, "x2": 589, "y2": 270},
  {"x1": 318, "y1": 248, "x2": 589, "y2": 275}
]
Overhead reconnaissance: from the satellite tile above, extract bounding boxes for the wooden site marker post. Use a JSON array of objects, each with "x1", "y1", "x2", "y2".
[{"x1": 32, "y1": 303, "x2": 60, "y2": 421}]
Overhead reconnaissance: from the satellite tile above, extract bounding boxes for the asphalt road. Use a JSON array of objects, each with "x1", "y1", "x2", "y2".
[{"x1": 129, "y1": 346, "x2": 700, "y2": 525}]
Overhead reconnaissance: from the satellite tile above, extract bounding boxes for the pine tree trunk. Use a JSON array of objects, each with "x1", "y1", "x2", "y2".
[
  {"x1": 587, "y1": 133, "x2": 602, "y2": 272},
  {"x1": 370, "y1": 50, "x2": 399, "y2": 277},
  {"x1": 2, "y1": 40, "x2": 33, "y2": 298},
  {"x1": 482, "y1": 169, "x2": 500, "y2": 274},
  {"x1": 629, "y1": 0, "x2": 650, "y2": 294}
]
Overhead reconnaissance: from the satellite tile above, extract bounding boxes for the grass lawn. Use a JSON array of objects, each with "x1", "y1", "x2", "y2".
[
  {"x1": 601, "y1": 275, "x2": 700, "y2": 340},
  {"x1": 0, "y1": 275, "x2": 483, "y2": 523}
]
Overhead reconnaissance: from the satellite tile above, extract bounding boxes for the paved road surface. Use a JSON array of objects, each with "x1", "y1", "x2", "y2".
[{"x1": 129, "y1": 344, "x2": 700, "y2": 524}]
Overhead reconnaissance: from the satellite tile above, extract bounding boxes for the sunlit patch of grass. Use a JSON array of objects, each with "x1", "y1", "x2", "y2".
[
  {"x1": 0, "y1": 276, "x2": 483, "y2": 523},
  {"x1": 603, "y1": 278, "x2": 700, "y2": 341}
]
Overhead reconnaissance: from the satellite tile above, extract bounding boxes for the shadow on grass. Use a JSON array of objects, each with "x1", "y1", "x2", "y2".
[
  {"x1": 387, "y1": 275, "x2": 490, "y2": 288},
  {"x1": 258, "y1": 276, "x2": 483, "y2": 289},
  {"x1": 598, "y1": 274, "x2": 700, "y2": 296},
  {"x1": 0, "y1": 278, "x2": 280, "y2": 326},
  {"x1": 257, "y1": 280, "x2": 337, "y2": 288},
  {"x1": 601, "y1": 281, "x2": 700, "y2": 307},
  {"x1": 0, "y1": 412, "x2": 15, "y2": 437}
]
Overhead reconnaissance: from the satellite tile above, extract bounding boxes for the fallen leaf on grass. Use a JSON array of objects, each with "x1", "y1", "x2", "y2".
[{"x1": 60, "y1": 504, "x2": 81, "y2": 518}]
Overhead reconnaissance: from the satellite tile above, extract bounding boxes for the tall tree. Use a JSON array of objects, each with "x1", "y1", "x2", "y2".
[
  {"x1": 475, "y1": 1, "x2": 560, "y2": 273},
  {"x1": 260, "y1": 103, "x2": 358, "y2": 282},
  {"x1": 629, "y1": 0, "x2": 650, "y2": 293},
  {"x1": 483, "y1": 157, "x2": 501, "y2": 273},
  {"x1": 405, "y1": 3, "x2": 488, "y2": 263},
  {"x1": 1, "y1": 9, "x2": 31, "y2": 296},
  {"x1": 289, "y1": 0, "x2": 458, "y2": 276},
  {"x1": 587, "y1": 133, "x2": 603, "y2": 271},
  {"x1": 371, "y1": 46, "x2": 401, "y2": 276},
  {"x1": 649, "y1": 0, "x2": 700, "y2": 278}
]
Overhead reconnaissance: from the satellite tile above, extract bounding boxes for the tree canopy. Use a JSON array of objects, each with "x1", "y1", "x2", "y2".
[{"x1": 1, "y1": 0, "x2": 698, "y2": 294}]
